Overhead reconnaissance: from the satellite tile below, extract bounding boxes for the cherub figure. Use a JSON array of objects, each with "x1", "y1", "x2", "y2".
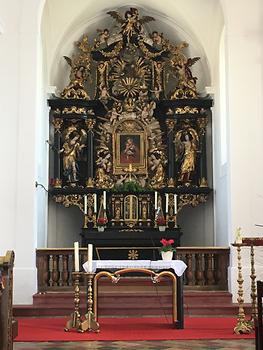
[
  {"x1": 109, "y1": 107, "x2": 121, "y2": 124},
  {"x1": 96, "y1": 61, "x2": 109, "y2": 96},
  {"x1": 151, "y1": 31, "x2": 164, "y2": 49},
  {"x1": 94, "y1": 29, "x2": 110, "y2": 48}
]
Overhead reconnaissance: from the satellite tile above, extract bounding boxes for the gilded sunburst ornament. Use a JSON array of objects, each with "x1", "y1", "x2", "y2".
[{"x1": 116, "y1": 77, "x2": 140, "y2": 97}]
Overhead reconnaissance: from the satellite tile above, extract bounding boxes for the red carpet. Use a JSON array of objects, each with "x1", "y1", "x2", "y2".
[{"x1": 15, "y1": 317, "x2": 255, "y2": 342}]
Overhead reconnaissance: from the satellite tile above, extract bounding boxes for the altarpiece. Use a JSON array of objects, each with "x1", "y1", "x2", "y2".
[{"x1": 48, "y1": 8, "x2": 213, "y2": 259}]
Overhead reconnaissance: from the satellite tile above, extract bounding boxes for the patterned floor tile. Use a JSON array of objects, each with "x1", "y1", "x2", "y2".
[{"x1": 14, "y1": 340, "x2": 255, "y2": 350}]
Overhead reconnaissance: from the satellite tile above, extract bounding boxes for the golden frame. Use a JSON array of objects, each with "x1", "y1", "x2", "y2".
[{"x1": 113, "y1": 130, "x2": 147, "y2": 175}]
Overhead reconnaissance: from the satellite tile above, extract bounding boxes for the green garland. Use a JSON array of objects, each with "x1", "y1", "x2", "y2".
[{"x1": 112, "y1": 182, "x2": 153, "y2": 193}]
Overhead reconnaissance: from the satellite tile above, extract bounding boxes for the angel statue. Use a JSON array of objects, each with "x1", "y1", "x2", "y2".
[
  {"x1": 59, "y1": 126, "x2": 87, "y2": 183},
  {"x1": 107, "y1": 8, "x2": 155, "y2": 45},
  {"x1": 175, "y1": 128, "x2": 199, "y2": 184},
  {"x1": 149, "y1": 150, "x2": 166, "y2": 189},
  {"x1": 61, "y1": 35, "x2": 92, "y2": 100}
]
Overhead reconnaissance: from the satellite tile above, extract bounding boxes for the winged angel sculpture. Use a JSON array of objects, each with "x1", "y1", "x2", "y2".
[
  {"x1": 61, "y1": 35, "x2": 92, "y2": 99},
  {"x1": 107, "y1": 8, "x2": 155, "y2": 44}
]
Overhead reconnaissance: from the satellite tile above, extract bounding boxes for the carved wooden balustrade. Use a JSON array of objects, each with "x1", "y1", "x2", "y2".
[
  {"x1": 36, "y1": 247, "x2": 229, "y2": 292},
  {"x1": 176, "y1": 247, "x2": 229, "y2": 290}
]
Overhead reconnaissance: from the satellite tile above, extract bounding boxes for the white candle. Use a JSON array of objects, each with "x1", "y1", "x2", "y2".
[
  {"x1": 174, "y1": 194, "x2": 177, "y2": 214},
  {"x1": 87, "y1": 244, "x2": 93, "y2": 273},
  {"x1": 84, "y1": 195, "x2": 87, "y2": 215},
  {"x1": 103, "y1": 191, "x2": 106, "y2": 209},
  {"x1": 165, "y1": 193, "x2": 168, "y2": 213},
  {"x1": 154, "y1": 191, "x2": 157, "y2": 210},
  {"x1": 93, "y1": 193, "x2": 97, "y2": 214},
  {"x1": 74, "y1": 241, "x2": 79, "y2": 272}
]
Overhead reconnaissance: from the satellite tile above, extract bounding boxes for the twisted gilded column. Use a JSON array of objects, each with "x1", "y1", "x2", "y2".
[{"x1": 166, "y1": 119, "x2": 176, "y2": 187}]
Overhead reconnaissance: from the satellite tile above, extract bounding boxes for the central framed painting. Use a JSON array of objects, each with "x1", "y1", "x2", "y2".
[{"x1": 113, "y1": 128, "x2": 148, "y2": 175}]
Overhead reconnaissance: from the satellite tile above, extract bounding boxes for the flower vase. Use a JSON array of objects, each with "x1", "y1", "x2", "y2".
[
  {"x1": 161, "y1": 251, "x2": 173, "y2": 261},
  {"x1": 158, "y1": 225, "x2": 166, "y2": 232},
  {"x1": 97, "y1": 226, "x2": 105, "y2": 232}
]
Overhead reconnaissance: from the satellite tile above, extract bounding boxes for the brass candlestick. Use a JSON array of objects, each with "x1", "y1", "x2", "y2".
[
  {"x1": 65, "y1": 272, "x2": 82, "y2": 332},
  {"x1": 81, "y1": 272, "x2": 100, "y2": 332},
  {"x1": 233, "y1": 244, "x2": 253, "y2": 334},
  {"x1": 248, "y1": 244, "x2": 257, "y2": 327}
]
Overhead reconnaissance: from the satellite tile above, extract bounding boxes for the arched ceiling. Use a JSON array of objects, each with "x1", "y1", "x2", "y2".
[{"x1": 42, "y1": 0, "x2": 224, "y2": 96}]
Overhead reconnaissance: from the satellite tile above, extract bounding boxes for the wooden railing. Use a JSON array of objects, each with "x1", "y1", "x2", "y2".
[
  {"x1": 176, "y1": 247, "x2": 229, "y2": 290},
  {"x1": 36, "y1": 247, "x2": 229, "y2": 292},
  {"x1": 0, "y1": 251, "x2": 17, "y2": 350}
]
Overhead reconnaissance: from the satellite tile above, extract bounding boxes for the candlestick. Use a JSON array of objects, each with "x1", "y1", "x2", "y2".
[
  {"x1": 154, "y1": 191, "x2": 157, "y2": 210},
  {"x1": 165, "y1": 193, "x2": 168, "y2": 213},
  {"x1": 84, "y1": 195, "x2": 87, "y2": 215},
  {"x1": 174, "y1": 194, "x2": 177, "y2": 214},
  {"x1": 74, "y1": 242, "x2": 80, "y2": 272},
  {"x1": 94, "y1": 194, "x2": 97, "y2": 213},
  {"x1": 88, "y1": 244, "x2": 93, "y2": 273},
  {"x1": 103, "y1": 191, "x2": 106, "y2": 209}
]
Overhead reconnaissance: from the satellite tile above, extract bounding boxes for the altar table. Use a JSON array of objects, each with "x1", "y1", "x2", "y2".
[{"x1": 83, "y1": 260, "x2": 187, "y2": 329}]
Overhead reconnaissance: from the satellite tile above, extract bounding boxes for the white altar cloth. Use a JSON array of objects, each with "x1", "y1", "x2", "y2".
[{"x1": 83, "y1": 260, "x2": 187, "y2": 276}]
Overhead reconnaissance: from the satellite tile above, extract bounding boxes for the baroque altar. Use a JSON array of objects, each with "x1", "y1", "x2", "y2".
[{"x1": 48, "y1": 7, "x2": 213, "y2": 259}]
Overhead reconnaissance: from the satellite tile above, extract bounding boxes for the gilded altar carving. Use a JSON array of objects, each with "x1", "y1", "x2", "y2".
[
  {"x1": 61, "y1": 35, "x2": 92, "y2": 100},
  {"x1": 49, "y1": 7, "x2": 212, "y2": 229},
  {"x1": 59, "y1": 126, "x2": 87, "y2": 184},
  {"x1": 52, "y1": 118, "x2": 63, "y2": 133},
  {"x1": 175, "y1": 127, "x2": 199, "y2": 185},
  {"x1": 54, "y1": 194, "x2": 84, "y2": 211},
  {"x1": 177, "y1": 194, "x2": 208, "y2": 212}
]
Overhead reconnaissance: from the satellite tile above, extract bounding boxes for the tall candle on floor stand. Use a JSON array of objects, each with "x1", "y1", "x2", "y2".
[
  {"x1": 154, "y1": 191, "x2": 157, "y2": 210},
  {"x1": 74, "y1": 241, "x2": 80, "y2": 272},
  {"x1": 87, "y1": 244, "x2": 93, "y2": 273}
]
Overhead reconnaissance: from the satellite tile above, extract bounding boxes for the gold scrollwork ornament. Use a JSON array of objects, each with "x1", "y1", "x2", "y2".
[
  {"x1": 54, "y1": 194, "x2": 84, "y2": 211},
  {"x1": 52, "y1": 118, "x2": 63, "y2": 133},
  {"x1": 177, "y1": 194, "x2": 208, "y2": 212}
]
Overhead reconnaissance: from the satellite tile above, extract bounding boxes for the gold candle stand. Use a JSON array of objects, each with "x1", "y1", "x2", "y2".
[
  {"x1": 81, "y1": 272, "x2": 100, "y2": 332},
  {"x1": 64, "y1": 272, "x2": 82, "y2": 332},
  {"x1": 232, "y1": 244, "x2": 253, "y2": 334},
  {"x1": 247, "y1": 244, "x2": 257, "y2": 328}
]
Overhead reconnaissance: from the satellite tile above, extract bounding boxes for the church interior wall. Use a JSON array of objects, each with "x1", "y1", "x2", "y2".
[{"x1": 1, "y1": 0, "x2": 263, "y2": 304}]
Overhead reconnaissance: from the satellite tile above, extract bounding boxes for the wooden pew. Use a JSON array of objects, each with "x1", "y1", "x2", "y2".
[
  {"x1": 256, "y1": 280, "x2": 263, "y2": 350},
  {"x1": 0, "y1": 251, "x2": 17, "y2": 350}
]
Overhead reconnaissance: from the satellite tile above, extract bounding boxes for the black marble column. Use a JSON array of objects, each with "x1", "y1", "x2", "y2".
[
  {"x1": 52, "y1": 117, "x2": 63, "y2": 187},
  {"x1": 85, "y1": 118, "x2": 95, "y2": 185},
  {"x1": 198, "y1": 117, "x2": 208, "y2": 187}
]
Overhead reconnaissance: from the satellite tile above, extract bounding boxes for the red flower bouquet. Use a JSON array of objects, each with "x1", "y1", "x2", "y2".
[
  {"x1": 156, "y1": 216, "x2": 166, "y2": 226},
  {"x1": 97, "y1": 217, "x2": 108, "y2": 226},
  {"x1": 159, "y1": 238, "x2": 176, "y2": 252}
]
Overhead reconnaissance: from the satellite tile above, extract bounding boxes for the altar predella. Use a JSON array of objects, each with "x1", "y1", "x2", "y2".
[{"x1": 48, "y1": 7, "x2": 212, "y2": 259}]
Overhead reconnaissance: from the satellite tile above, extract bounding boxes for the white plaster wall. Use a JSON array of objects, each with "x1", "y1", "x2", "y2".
[
  {"x1": 0, "y1": 0, "x2": 44, "y2": 304},
  {"x1": 221, "y1": 0, "x2": 263, "y2": 301}
]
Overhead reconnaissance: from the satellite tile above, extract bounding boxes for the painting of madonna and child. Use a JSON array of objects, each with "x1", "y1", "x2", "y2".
[{"x1": 117, "y1": 134, "x2": 144, "y2": 166}]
